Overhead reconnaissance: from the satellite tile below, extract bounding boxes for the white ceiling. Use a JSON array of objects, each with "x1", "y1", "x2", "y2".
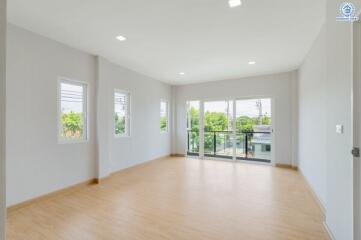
[{"x1": 8, "y1": 0, "x2": 325, "y2": 85}]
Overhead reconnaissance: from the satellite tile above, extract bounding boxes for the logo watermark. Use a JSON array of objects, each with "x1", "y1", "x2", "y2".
[{"x1": 336, "y1": 2, "x2": 359, "y2": 22}]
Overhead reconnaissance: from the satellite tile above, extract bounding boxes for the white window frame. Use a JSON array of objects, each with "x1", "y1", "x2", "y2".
[
  {"x1": 57, "y1": 77, "x2": 89, "y2": 144},
  {"x1": 160, "y1": 99, "x2": 169, "y2": 133},
  {"x1": 114, "y1": 89, "x2": 131, "y2": 138}
]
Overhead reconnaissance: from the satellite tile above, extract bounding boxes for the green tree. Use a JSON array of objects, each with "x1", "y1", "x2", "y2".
[
  {"x1": 204, "y1": 112, "x2": 228, "y2": 131},
  {"x1": 160, "y1": 116, "x2": 167, "y2": 131},
  {"x1": 204, "y1": 111, "x2": 229, "y2": 152},
  {"x1": 188, "y1": 107, "x2": 200, "y2": 152},
  {"x1": 236, "y1": 116, "x2": 256, "y2": 132},
  {"x1": 61, "y1": 112, "x2": 83, "y2": 138},
  {"x1": 189, "y1": 107, "x2": 200, "y2": 132},
  {"x1": 115, "y1": 114, "x2": 125, "y2": 135},
  {"x1": 261, "y1": 115, "x2": 271, "y2": 125}
]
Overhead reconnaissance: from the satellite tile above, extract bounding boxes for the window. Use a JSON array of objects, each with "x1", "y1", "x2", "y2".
[
  {"x1": 114, "y1": 90, "x2": 130, "y2": 137},
  {"x1": 58, "y1": 79, "x2": 88, "y2": 142},
  {"x1": 160, "y1": 100, "x2": 168, "y2": 133}
]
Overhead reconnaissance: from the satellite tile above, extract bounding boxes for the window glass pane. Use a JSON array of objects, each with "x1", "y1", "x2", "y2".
[
  {"x1": 187, "y1": 101, "x2": 200, "y2": 155},
  {"x1": 160, "y1": 101, "x2": 167, "y2": 132},
  {"x1": 60, "y1": 82, "x2": 86, "y2": 140},
  {"x1": 203, "y1": 100, "x2": 233, "y2": 156},
  {"x1": 235, "y1": 98, "x2": 272, "y2": 161},
  {"x1": 115, "y1": 91, "x2": 129, "y2": 136}
]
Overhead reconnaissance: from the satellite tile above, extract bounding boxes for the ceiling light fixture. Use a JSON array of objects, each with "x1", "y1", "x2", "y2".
[
  {"x1": 179, "y1": 72, "x2": 185, "y2": 75},
  {"x1": 248, "y1": 61, "x2": 256, "y2": 65},
  {"x1": 116, "y1": 35, "x2": 127, "y2": 41},
  {"x1": 229, "y1": 0, "x2": 242, "y2": 8}
]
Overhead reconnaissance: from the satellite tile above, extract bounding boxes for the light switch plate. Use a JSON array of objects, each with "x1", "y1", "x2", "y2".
[{"x1": 336, "y1": 124, "x2": 344, "y2": 134}]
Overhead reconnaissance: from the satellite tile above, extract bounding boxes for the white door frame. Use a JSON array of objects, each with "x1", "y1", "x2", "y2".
[
  {"x1": 351, "y1": 11, "x2": 361, "y2": 240},
  {"x1": 352, "y1": 11, "x2": 361, "y2": 240},
  {"x1": 0, "y1": 0, "x2": 6, "y2": 239}
]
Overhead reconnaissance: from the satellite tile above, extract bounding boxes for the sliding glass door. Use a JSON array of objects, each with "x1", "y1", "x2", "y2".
[
  {"x1": 235, "y1": 98, "x2": 272, "y2": 162},
  {"x1": 187, "y1": 98, "x2": 273, "y2": 163}
]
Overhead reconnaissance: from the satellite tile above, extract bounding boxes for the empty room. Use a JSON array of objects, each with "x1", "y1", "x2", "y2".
[{"x1": 0, "y1": 0, "x2": 361, "y2": 239}]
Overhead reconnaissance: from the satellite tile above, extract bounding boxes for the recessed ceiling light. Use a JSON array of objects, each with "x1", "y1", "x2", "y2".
[
  {"x1": 116, "y1": 35, "x2": 127, "y2": 41},
  {"x1": 248, "y1": 61, "x2": 256, "y2": 65},
  {"x1": 179, "y1": 72, "x2": 185, "y2": 75},
  {"x1": 229, "y1": 0, "x2": 242, "y2": 8}
]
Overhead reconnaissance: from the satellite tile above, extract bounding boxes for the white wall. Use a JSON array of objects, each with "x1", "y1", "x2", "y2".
[
  {"x1": 325, "y1": 1, "x2": 360, "y2": 239},
  {"x1": 298, "y1": 25, "x2": 327, "y2": 206},
  {"x1": 96, "y1": 57, "x2": 172, "y2": 178},
  {"x1": 6, "y1": 25, "x2": 173, "y2": 206},
  {"x1": 0, "y1": 0, "x2": 6, "y2": 238},
  {"x1": 6, "y1": 25, "x2": 98, "y2": 206},
  {"x1": 298, "y1": 1, "x2": 361, "y2": 239},
  {"x1": 173, "y1": 72, "x2": 296, "y2": 165},
  {"x1": 290, "y1": 71, "x2": 299, "y2": 167}
]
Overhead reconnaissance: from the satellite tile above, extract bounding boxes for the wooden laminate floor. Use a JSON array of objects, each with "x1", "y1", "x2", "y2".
[{"x1": 7, "y1": 157, "x2": 329, "y2": 240}]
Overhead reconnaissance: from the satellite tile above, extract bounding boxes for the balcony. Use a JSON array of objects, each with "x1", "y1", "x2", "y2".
[{"x1": 187, "y1": 130, "x2": 272, "y2": 163}]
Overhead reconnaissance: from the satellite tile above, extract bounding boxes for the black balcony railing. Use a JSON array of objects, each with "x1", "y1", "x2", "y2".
[{"x1": 187, "y1": 130, "x2": 272, "y2": 163}]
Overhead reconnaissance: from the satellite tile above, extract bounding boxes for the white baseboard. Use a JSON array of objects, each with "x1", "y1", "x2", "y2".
[
  {"x1": 298, "y1": 168, "x2": 327, "y2": 217},
  {"x1": 323, "y1": 221, "x2": 336, "y2": 240}
]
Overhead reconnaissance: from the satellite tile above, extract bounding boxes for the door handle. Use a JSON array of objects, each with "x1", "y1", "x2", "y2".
[{"x1": 352, "y1": 147, "x2": 360, "y2": 157}]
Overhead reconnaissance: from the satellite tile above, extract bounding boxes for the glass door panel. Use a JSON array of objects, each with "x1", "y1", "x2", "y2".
[
  {"x1": 187, "y1": 101, "x2": 200, "y2": 156},
  {"x1": 203, "y1": 100, "x2": 233, "y2": 159},
  {"x1": 235, "y1": 98, "x2": 272, "y2": 162}
]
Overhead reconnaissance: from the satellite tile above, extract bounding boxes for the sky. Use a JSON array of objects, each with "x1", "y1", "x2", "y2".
[
  {"x1": 60, "y1": 83, "x2": 84, "y2": 113},
  {"x1": 160, "y1": 101, "x2": 167, "y2": 117},
  {"x1": 114, "y1": 92, "x2": 127, "y2": 116},
  {"x1": 236, "y1": 99, "x2": 271, "y2": 118}
]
